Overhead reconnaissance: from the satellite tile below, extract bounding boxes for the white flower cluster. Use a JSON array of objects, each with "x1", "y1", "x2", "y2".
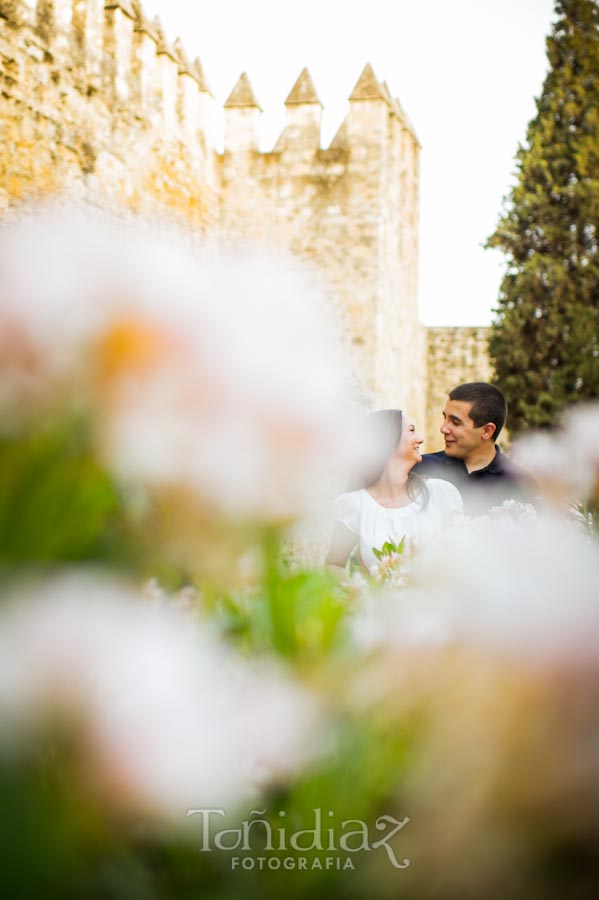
[
  {"x1": 368, "y1": 546, "x2": 414, "y2": 588},
  {"x1": 487, "y1": 498, "x2": 538, "y2": 524},
  {"x1": 351, "y1": 514, "x2": 598, "y2": 667},
  {"x1": 0, "y1": 572, "x2": 322, "y2": 820},
  {"x1": 0, "y1": 205, "x2": 359, "y2": 521},
  {"x1": 512, "y1": 404, "x2": 599, "y2": 503}
]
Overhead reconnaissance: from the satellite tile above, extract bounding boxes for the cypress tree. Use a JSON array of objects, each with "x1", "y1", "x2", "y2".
[{"x1": 487, "y1": 0, "x2": 599, "y2": 432}]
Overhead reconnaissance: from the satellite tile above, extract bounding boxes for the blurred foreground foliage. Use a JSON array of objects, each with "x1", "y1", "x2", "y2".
[
  {"x1": 0, "y1": 207, "x2": 597, "y2": 900},
  {"x1": 0, "y1": 416, "x2": 131, "y2": 567},
  {"x1": 212, "y1": 559, "x2": 349, "y2": 659},
  {"x1": 1, "y1": 397, "x2": 599, "y2": 900},
  {"x1": 1, "y1": 408, "x2": 598, "y2": 900},
  {"x1": 0, "y1": 418, "x2": 409, "y2": 900}
]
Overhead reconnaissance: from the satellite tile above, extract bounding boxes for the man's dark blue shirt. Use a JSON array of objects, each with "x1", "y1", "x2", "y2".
[{"x1": 414, "y1": 446, "x2": 537, "y2": 515}]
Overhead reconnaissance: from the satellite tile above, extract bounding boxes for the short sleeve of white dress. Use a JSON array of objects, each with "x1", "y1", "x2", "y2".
[{"x1": 333, "y1": 491, "x2": 362, "y2": 536}]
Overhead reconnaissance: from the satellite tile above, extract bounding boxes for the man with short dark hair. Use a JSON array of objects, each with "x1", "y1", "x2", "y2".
[{"x1": 414, "y1": 382, "x2": 536, "y2": 514}]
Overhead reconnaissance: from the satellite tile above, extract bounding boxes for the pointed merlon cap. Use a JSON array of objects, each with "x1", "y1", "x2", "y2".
[
  {"x1": 402, "y1": 109, "x2": 421, "y2": 146},
  {"x1": 105, "y1": 1, "x2": 135, "y2": 18},
  {"x1": 390, "y1": 94, "x2": 421, "y2": 146},
  {"x1": 153, "y1": 16, "x2": 166, "y2": 46},
  {"x1": 387, "y1": 89, "x2": 408, "y2": 127},
  {"x1": 173, "y1": 37, "x2": 199, "y2": 81},
  {"x1": 154, "y1": 17, "x2": 178, "y2": 61},
  {"x1": 192, "y1": 57, "x2": 213, "y2": 95},
  {"x1": 381, "y1": 80, "x2": 395, "y2": 106},
  {"x1": 390, "y1": 96, "x2": 403, "y2": 120},
  {"x1": 349, "y1": 63, "x2": 388, "y2": 102},
  {"x1": 132, "y1": 2, "x2": 160, "y2": 40},
  {"x1": 131, "y1": 0, "x2": 143, "y2": 24},
  {"x1": 285, "y1": 68, "x2": 322, "y2": 106},
  {"x1": 173, "y1": 38, "x2": 189, "y2": 67},
  {"x1": 224, "y1": 72, "x2": 262, "y2": 110}
]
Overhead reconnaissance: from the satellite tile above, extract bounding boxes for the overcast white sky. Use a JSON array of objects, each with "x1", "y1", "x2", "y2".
[{"x1": 143, "y1": 0, "x2": 556, "y2": 326}]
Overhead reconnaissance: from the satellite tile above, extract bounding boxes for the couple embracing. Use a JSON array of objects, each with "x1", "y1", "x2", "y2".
[{"x1": 327, "y1": 382, "x2": 535, "y2": 573}]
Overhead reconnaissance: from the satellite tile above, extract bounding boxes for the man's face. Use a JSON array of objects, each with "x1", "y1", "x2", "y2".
[{"x1": 440, "y1": 399, "x2": 486, "y2": 460}]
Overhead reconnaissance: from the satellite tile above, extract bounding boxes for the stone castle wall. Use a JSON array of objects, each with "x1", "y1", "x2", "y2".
[
  {"x1": 0, "y1": 1, "x2": 219, "y2": 228},
  {"x1": 0, "y1": 0, "x2": 492, "y2": 431},
  {"x1": 426, "y1": 327, "x2": 493, "y2": 451},
  {"x1": 219, "y1": 63, "x2": 426, "y2": 424}
]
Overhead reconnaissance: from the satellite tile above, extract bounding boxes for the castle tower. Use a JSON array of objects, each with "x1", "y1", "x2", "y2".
[
  {"x1": 217, "y1": 62, "x2": 426, "y2": 421},
  {"x1": 334, "y1": 63, "x2": 425, "y2": 422}
]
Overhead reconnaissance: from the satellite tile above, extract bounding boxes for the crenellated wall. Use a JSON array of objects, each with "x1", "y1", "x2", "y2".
[
  {"x1": 0, "y1": 0, "x2": 491, "y2": 425},
  {"x1": 219, "y1": 63, "x2": 427, "y2": 425},
  {"x1": 0, "y1": 0, "x2": 219, "y2": 227}
]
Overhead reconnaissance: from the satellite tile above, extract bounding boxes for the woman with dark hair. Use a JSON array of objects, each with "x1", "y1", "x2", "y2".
[{"x1": 326, "y1": 410, "x2": 463, "y2": 573}]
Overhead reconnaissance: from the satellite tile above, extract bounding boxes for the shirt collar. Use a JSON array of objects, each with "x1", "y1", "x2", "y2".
[
  {"x1": 442, "y1": 445, "x2": 503, "y2": 475},
  {"x1": 483, "y1": 445, "x2": 505, "y2": 473}
]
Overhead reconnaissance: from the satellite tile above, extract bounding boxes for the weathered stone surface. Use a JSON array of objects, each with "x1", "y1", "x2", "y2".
[{"x1": 426, "y1": 327, "x2": 493, "y2": 451}]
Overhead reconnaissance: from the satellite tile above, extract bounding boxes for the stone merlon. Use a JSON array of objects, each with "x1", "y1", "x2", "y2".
[
  {"x1": 224, "y1": 72, "x2": 262, "y2": 110},
  {"x1": 349, "y1": 63, "x2": 387, "y2": 101},
  {"x1": 349, "y1": 63, "x2": 420, "y2": 145},
  {"x1": 132, "y1": 1, "x2": 159, "y2": 39},
  {"x1": 192, "y1": 57, "x2": 212, "y2": 95},
  {"x1": 154, "y1": 16, "x2": 178, "y2": 61},
  {"x1": 285, "y1": 68, "x2": 322, "y2": 106},
  {"x1": 105, "y1": 1, "x2": 136, "y2": 19},
  {"x1": 173, "y1": 36, "x2": 197, "y2": 80}
]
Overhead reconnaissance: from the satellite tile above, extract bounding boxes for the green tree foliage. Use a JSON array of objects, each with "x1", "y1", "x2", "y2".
[{"x1": 488, "y1": 0, "x2": 599, "y2": 432}]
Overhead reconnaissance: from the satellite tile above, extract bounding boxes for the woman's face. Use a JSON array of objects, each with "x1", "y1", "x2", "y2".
[{"x1": 394, "y1": 412, "x2": 424, "y2": 468}]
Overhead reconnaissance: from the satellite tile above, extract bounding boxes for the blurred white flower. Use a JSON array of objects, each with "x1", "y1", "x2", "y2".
[
  {"x1": 350, "y1": 584, "x2": 454, "y2": 653},
  {"x1": 561, "y1": 403, "x2": 599, "y2": 494},
  {"x1": 487, "y1": 499, "x2": 538, "y2": 524},
  {"x1": 369, "y1": 554, "x2": 410, "y2": 588},
  {"x1": 351, "y1": 515, "x2": 599, "y2": 667},
  {"x1": 367, "y1": 536, "x2": 418, "y2": 587},
  {"x1": 0, "y1": 205, "x2": 360, "y2": 521},
  {"x1": 512, "y1": 403, "x2": 599, "y2": 503},
  {"x1": 0, "y1": 572, "x2": 321, "y2": 819}
]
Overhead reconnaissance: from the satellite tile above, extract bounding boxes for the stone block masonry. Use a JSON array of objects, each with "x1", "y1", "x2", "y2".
[
  {"x1": 0, "y1": 0, "x2": 219, "y2": 229},
  {"x1": 426, "y1": 327, "x2": 493, "y2": 452},
  {"x1": 0, "y1": 0, "x2": 491, "y2": 430}
]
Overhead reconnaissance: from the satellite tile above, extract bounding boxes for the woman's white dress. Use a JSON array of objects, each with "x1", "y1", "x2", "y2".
[{"x1": 333, "y1": 479, "x2": 463, "y2": 570}]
